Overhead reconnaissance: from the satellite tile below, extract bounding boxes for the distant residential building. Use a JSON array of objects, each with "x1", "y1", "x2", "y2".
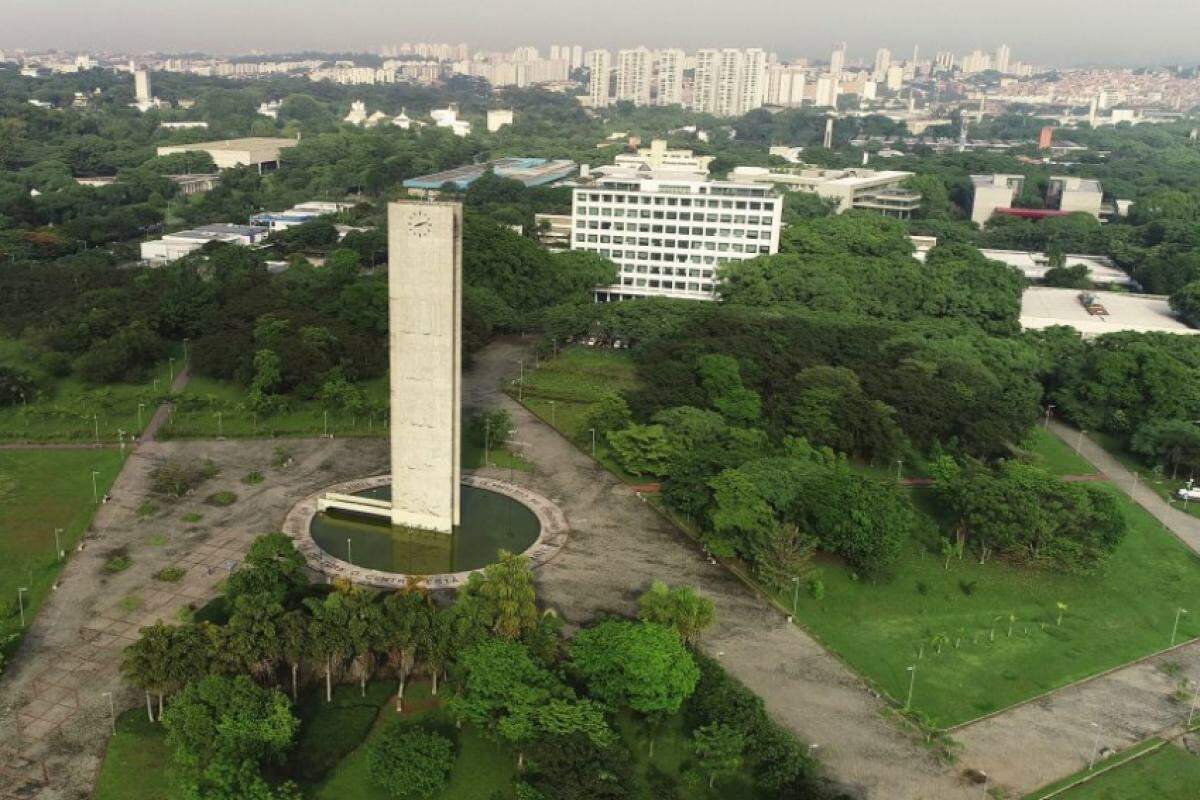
[
  {"x1": 257, "y1": 100, "x2": 281, "y2": 119},
  {"x1": 616, "y1": 48, "x2": 653, "y2": 106},
  {"x1": 829, "y1": 42, "x2": 846, "y2": 78},
  {"x1": 814, "y1": 75, "x2": 837, "y2": 107},
  {"x1": 586, "y1": 50, "x2": 612, "y2": 108},
  {"x1": 766, "y1": 63, "x2": 806, "y2": 107},
  {"x1": 873, "y1": 48, "x2": 892, "y2": 82},
  {"x1": 692, "y1": 48, "x2": 767, "y2": 117},
  {"x1": 730, "y1": 165, "x2": 920, "y2": 217},
  {"x1": 654, "y1": 49, "x2": 685, "y2": 106},
  {"x1": 141, "y1": 224, "x2": 267, "y2": 265},
  {"x1": 570, "y1": 163, "x2": 783, "y2": 301}
]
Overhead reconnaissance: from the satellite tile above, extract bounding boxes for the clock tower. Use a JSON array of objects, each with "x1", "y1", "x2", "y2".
[{"x1": 385, "y1": 201, "x2": 462, "y2": 532}]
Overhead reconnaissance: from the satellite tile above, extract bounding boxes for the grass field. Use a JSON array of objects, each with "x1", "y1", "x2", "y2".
[
  {"x1": 771, "y1": 484, "x2": 1200, "y2": 727},
  {"x1": 0, "y1": 337, "x2": 175, "y2": 443},
  {"x1": 1030, "y1": 741, "x2": 1200, "y2": 800},
  {"x1": 518, "y1": 346, "x2": 644, "y2": 481},
  {"x1": 93, "y1": 709, "x2": 174, "y2": 800},
  {"x1": 0, "y1": 448, "x2": 123, "y2": 660},
  {"x1": 1020, "y1": 427, "x2": 1098, "y2": 477}
]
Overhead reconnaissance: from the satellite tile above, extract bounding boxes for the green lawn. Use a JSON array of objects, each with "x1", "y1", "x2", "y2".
[
  {"x1": 93, "y1": 709, "x2": 174, "y2": 800},
  {"x1": 0, "y1": 337, "x2": 173, "y2": 443},
  {"x1": 0, "y1": 448, "x2": 123, "y2": 660},
  {"x1": 1020, "y1": 427, "x2": 1098, "y2": 477},
  {"x1": 1033, "y1": 741, "x2": 1200, "y2": 800},
  {"x1": 770, "y1": 484, "x2": 1200, "y2": 727},
  {"x1": 518, "y1": 346, "x2": 644, "y2": 481}
]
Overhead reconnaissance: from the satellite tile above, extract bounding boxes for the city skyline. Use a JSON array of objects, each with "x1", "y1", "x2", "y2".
[{"x1": 3, "y1": 0, "x2": 1199, "y2": 67}]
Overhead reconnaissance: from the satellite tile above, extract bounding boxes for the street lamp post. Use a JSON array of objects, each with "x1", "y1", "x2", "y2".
[
  {"x1": 1172, "y1": 607, "x2": 1189, "y2": 646},
  {"x1": 54, "y1": 528, "x2": 63, "y2": 560},
  {"x1": 91, "y1": 470, "x2": 101, "y2": 504},
  {"x1": 216, "y1": 412, "x2": 223, "y2": 439},
  {"x1": 792, "y1": 576, "x2": 800, "y2": 614},
  {"x1": 485, "y1": 417, "x2": 491, "y2": 466},
  {"x1": 1044, "y1": 403, "x2": 1056, "y2": 429},
  {"x1": 549, "y1": 400, "x2": 557, "y2": 427},
  {"x1": 904, "y1": 665, "x2": 916, "y2": 710},
  {"x1": 346, "y1": 538, "x2": 352, "y2": 565},
  {"x1": 102, "y1": 691, "x2": 116, "y2": 735},
  {"x1": 589, "y1": 428, "x2": 596, "y2": 457},
  {"x1": 183, "y1": 338, "x2": 189, "y2": 364},
  {"x1": 93, "y1": 413, "x2": 99, "y2": 446},
  {"x1": 17, "y1": 587, "x2": 28, "y2": 627},
  {"x1": 324, "y1": 410, "x2": 329, "y2": 438},
  {"x1": 896, "y1": 459, "x2": 903, "y2": 482},
  {"x1": 137, "y1": 403, "x2": 145, "y2": 431},
  {"x1": 168, "y1": 358, "x2": 175, "y2": 386}
]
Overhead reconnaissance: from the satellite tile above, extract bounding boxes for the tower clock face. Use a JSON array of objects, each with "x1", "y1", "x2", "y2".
[{"x1": 408, "y1": 211, "x2": 432, "y2": 238}]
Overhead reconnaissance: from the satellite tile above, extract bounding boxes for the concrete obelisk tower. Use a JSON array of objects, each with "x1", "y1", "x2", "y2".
[{"x1": 386, "y1": 201, "x2": 462, "y2": 532}]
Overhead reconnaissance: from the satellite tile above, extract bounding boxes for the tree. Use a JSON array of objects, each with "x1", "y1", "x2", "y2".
[
  {"x1": 367, "y1": 725, "x2": 454, "y2": 800},
  {"x1": 1170, "y1": 281, "x2": 1200, "y2": 328},
  {"x1": 607, "y1": 424, "x2": 673, "y2": 477},
  {"x1": 584, "y1": 392, "x2": 632, "y2": 439},
  {"x1": 525, "y1": 732, "x2": 633, "y2": 800},
  {"x1": 303, "y1": 587, "x2": 356, "y2": 703},
  {"x1": 381, "y1": 586, "x2": 430, "y2": 711},
  {"x1": 689, "y1": 723, "x2": 746, "y2": 789},
  {"x1": 223, "y1": 593, "x2": 283, "y2": 682},
  {"x1": 226, "y1": 533, "x2": 308, "y2": 604},
  {"x1": 162, "y1": 675, "x2": 297, "y2": 798},
  {"x1": 637, "y1": 582, "x2": 716, "y2": 646},
  {"x1": 121, "y1": 622, "x2": 210, "y2": 721},
  {"x1": 277, "y1": 609, "x2": 309, "y2": 700},
  {"x1": 1044, "y1": 263, "x2": 1091, "y2": 288},
  {"x1": 477, "y1": 550, "x2": 539, "y2": 640},
  {"x1": 569, "y1": 620, "x2": 700, "y2": 721}
]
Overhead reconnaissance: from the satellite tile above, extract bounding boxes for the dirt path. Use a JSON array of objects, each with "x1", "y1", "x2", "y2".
[
  {"x1": 140, "y1": 366, "x2": 191, "y2": 444},
  {"x1": 468, "y1": 340, "x2": 968, "y2": 800}
]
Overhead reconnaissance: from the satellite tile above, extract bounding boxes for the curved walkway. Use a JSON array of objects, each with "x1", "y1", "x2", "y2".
[
  {"x1": 468, "y1": 340, "x2": 966, "y2": 799},
  {"x1": 952, "y1": 421, "x2": 1200, "y2": 795}
]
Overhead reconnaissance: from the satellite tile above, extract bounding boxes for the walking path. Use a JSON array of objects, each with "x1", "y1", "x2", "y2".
[
  {"x1": 141, "y1": 365, "x2": 191, "y2": 444},
  {"x1": 952, "y1": 421, "x2": 1200, "y2": 795},
  {"x1": 469, "y1": 340, "x2": 967, "y2": 800}
]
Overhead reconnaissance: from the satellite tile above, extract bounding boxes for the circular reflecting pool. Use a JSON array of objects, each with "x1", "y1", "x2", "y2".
[{"x1": 309, "y1": 484, "x2": 540, "y2": 575}]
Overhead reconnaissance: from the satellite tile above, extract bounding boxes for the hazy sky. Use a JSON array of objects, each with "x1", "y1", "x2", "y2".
[{"x1": 4, "y1": 0, "x2": 1199, "y2": 66}]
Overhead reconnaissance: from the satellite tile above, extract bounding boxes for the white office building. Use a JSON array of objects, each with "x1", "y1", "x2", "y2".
[
  {"x1": 141, "y1": 224, "x2": 266, "y2": 265},
  {"x1": 570, "y1": 165, "x2": 782, "y2": 301},
  {"x1": 586, "y1": 49, "x2": 612, "y2": 108}
]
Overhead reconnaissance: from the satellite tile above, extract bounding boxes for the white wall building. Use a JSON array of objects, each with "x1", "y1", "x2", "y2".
[
  {"x1": 616, "y1": 48, "x2": 653, "y2": 106},
  {"x1": 141, "y1": 224, "x2": 266, "y2": 265},
  {"x1": 765, "y1": 63, "x2": 806, "y2": 107},
  {"x1": 654, "y1": 49, "x2": 685, "y2": 106},
  {"x1": 612, "y1": 140, "x2": 715, "y2": 174},
  {"x1": 570, "y1": 165, "x2": 783, "y2": 301},
  {"x1": 487, "y1": 109, "x2": 514, "y2": 132}
]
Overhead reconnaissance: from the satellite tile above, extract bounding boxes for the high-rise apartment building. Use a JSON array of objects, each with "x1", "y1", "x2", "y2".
[
  {"x1": 616, "y1": 48, "x2": 654, "y2": 105},
  {"x1": 994, "y1": 44, "x2": 1011, "y2": 74},
  {"x1": 571, "y1": 46, "x2": 584, "y2": 70},
  {"x1": 830, "y1": 42, "x2": 846, "y2": 78},
  {"x1": 654, "y1": 49, "x2": 685, "y2": 106},
  {"x1": 692, "y1": 48, "x2": 767, "y2": 117},
  {"x1": 765, "y1": 63, "x2": 806, "y2": 107},
  {"x1": 586, "y1": 49, "x2": 612, "y2": 108},
  {"x1": 549, "y1": 45, "x2": 562, "y2": 61},
  {"x1": 739, "y1": 49, "x2": 768, "y2": 114},
  {"x1": 873, "y1": 48, "x2": 891, "y2": 82},
  {"x1": 814, "y1": 75, "x2": 837, "y2": 108}
]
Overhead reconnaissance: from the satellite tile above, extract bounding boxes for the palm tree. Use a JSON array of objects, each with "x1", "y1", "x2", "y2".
[
  {"x1": 382, "y1": 585, "x2": 430, "y2": 711},
  {"x1": 277, "y1": 609, "x2": 310, "y2": 700},
  {"x1": 121, "y1": 623, "x2": 173, "y2": 722},
  {"x1": 224, "y1": 594, "x2": 284, "y2": 683},
  {"x1": 304, "y1": 591, "x2": 354, "y2": 703},
  {"x1": 345, "y1": 590, "x2": 382, "y2": 698},
  {"x1": 422, "y1": 611, "x2": 454, "y2": 697}
]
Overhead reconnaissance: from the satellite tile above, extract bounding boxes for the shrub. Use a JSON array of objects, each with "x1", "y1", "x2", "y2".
[
  {"x1": 182, "y1": 512, "x2": 203, "y2": 523},
  {"x1": 273, "y1": 446, "x2": 294, "y2": 469},
  {"x1": 117, "y1": 595, "x2": 144, "y2": 613},
  {"x1": 205, "y1": 491, "x2": 238, "y2": 506},
  {"x1": 103, "y1": 553, "x2": 133, "y2": 573},
  {"x1": 154, "y1": 566, "x2": 186, "y2": 582},
  {"x1": 135, "y1": 501, "x2": 159, "y2": 518},
  {"x1": 150, "y1": 458, "x2": 218, "y2": 498},
  {"x1": 241, "y1": 471, "x2": 265, "y2": 485},
  {"x1": 366, "y1": 725, "x2": 454, "y2": 800}
]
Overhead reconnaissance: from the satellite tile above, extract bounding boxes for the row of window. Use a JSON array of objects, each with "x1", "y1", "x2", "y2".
[
  {"x1": 576, "y1": 234, "x2": 771, "y2": 255},
  {"x1": 620, "y1": 264, "x2": 714, "y2": 278},
  {"x1": 581, "y1": 245, "x2": 740, "y2": 266},
  {"x1": 578, "y1": 224, "x2": 768, "y2": 242},
  {"x1": 576, "y1": 192, "x2": 775, "y2": 211},
  {"x1": 576, "y1": 209, "x2": 774, "y2": 227},
  {"x1": 618, "y1": 277, "x2": 714, "y2": 292}
]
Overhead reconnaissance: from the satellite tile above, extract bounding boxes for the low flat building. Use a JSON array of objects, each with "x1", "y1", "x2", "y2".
[
  {"x1": 534, "y1": 213, "x2": 573, "y2": 251},
  {"x1": 730, "y1": 166, "x2": 920, "y2": 218},
  {"x1": 169, "y1": 173, "x2": 220, "y2": 196},
  {"x1": 403, "y1": 158, "x2": 578, "y2": 191},
  {"x1": 571, "y1": 165, "x2": 783, "y2": 301},
  {"x1": 487, "y1": 109, "x2": 514, "y2": 132},
  {"x1": 977, "y1": 249, "x2": 1131, "y2": 285},
  {"x1": 156, "y1": 137, "x2": 299, "y2": 172},
  {"x1": 613, "y1": 140, "x2": 714, "y2": 174},
  {"x1": 1048, "y1": 176, "x2": 1103, "y2": 219},
  {"x1": 1020, "y1": 287, "x2": 1196, "y2": 338},
  {"x1": 141, "y1": 224, "x2": 267, "y2": 265},
  {"x1": 250, "y1": 200, "x2": 355, "y2": 233}
]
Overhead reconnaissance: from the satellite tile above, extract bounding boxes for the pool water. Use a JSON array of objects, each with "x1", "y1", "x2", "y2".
[{"x1": 310, "y1": 484, "x2": 540, "y2": 575}]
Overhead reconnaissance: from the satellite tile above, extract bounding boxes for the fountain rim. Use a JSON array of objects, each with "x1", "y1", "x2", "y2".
[{"x1": 282, "y1": 473, "x2": 570, "y2": 590}]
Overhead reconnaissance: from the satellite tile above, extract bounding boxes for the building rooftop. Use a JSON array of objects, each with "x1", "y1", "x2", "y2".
[
  {"x1": 1020, "y1": 287, "x2": 1197, "y2": 337},
  {"x1": 159, "y1": 137, "x2": 297, "y2": 152},
  {"x1": 167, "y1": 224, "x2": 260, "y2": 241},
  {"x1": 404, "y1": 157, "x2": 577, "y2": 190}
]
